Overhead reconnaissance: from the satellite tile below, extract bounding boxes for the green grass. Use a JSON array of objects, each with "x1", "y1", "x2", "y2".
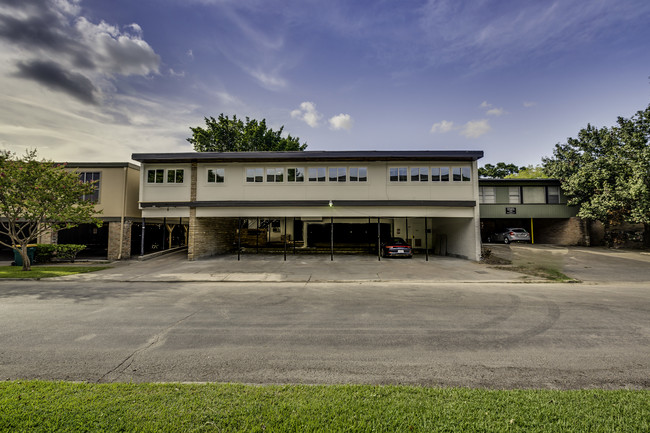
[
  {"x1": 495, "y1": 265, "x2": 578, "y2": 282},
  {"x1": 0, "y1": 381, "x2": 647, "y2": 432},
  {"x1": 0, "y1": 266, "x2": 110, "y2": 279}
]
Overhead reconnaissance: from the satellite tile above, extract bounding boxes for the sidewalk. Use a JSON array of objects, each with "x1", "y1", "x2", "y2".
[{"x1": 51, "y1": 250, "x2": 532, "y2": 283}]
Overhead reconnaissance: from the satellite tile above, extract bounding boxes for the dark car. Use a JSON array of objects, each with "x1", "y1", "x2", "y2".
[
  {"x1": 488, "y1": 228, "x2": 531, "y2": 244},
  {"x1": 381, "y1": 237, "x2": 413, "y2": 258}
]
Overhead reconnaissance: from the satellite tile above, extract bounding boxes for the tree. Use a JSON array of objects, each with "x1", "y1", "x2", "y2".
[
  {"x1": 0, "y1": 150, "x2": 102, "y2": 270},
  {"x1": 505, "y1": 165, "x2": 548, "y2": 179},
  {"x1": 187, "y1": 114, "x2": 307, "y2": 152},
  {"x1": 543, "y1": 104, "x2": 650, "y2": 246},
  {"x1": 478, "y1": 162, "x2": 521, "y2": 178}
]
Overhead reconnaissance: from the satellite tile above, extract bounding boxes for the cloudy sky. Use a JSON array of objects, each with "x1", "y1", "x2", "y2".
[{"x1": 0, "y1": 0, "x2": 649, "y2": 166}]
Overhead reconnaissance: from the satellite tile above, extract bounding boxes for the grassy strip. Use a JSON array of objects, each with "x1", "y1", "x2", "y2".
[
  {"x1": 493, "y1": 265, "x2": 577, "y2": 282},
  {"x1": 1, "y1": 381, "x2": 647, "y2": 432},
  {"x1": 0, "y1": 266, "x2": 110, "y2": 279}
]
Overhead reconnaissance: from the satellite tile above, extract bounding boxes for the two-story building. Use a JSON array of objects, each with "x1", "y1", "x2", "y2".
[
  {"x1": 132, "y1": 151, "x2": 485, "y2": 261},
  {"x1": 478, "y1": 178, "x2": 587, "y2": 244}
]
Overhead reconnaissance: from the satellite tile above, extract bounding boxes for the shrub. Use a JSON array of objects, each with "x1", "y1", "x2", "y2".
[{"x1": 35, "y1": 244, "x2": 86, "y2": 263}]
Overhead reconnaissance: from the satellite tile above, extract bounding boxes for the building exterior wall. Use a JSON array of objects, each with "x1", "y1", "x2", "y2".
[
  {"x1": 107, "y1": 220, "x2": 133, "y2": 260},
  {"x1": 135, "y1": 152, "x2": 484, "y2": 261}
]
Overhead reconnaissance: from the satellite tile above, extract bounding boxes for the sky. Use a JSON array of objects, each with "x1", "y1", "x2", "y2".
[{"x1": 0, "y1": 0, "x2": 649, "y2": 167}]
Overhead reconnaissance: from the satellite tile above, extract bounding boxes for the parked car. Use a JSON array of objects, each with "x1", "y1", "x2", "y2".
[
  {"x1": 488, "y1": 228, "x2": 531, "y2": 244},
  {"x1": 381, "y1": 237, "x2": 413, "y2": 258}
]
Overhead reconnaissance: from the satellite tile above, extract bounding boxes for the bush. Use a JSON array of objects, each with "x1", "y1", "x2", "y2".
[{"x1": 35, "y1": 244, "x2": 86, "y2": 263}]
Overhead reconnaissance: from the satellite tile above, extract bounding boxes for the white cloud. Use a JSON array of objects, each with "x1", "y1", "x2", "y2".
[
  {"x1": 460, "y1": 119, "x2": 491, "y2": 138},
  {"x1": 523, "y1": 101, "x2": 537, "y2": 108},
  {"x1": 291, "y1": 101, "x2": 322, "y2": 127},
  {"x1": 329, "y1": 113, "x2": 353, "y2": 131},
  {"x1": 486, "y1": 107, "x2": 505, "y2": 116},
  {"x1": 480, "y1": 101, "x2": 491, "y2": 108},
  {"x1": 430, "y1": 120, "x2": 455, "y2": 133}
]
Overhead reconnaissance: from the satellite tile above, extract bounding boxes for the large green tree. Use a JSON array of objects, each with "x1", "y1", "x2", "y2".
[
  {"x1": 505, "y1": 165, "x2": 548, "y2": 179},
  {"x1": 478, "y1": 162, "x2": 521, "y2": 178},
  {"x1": 0, "y1": 150, "x2": 101, "y2": 270},
  {"x1": 543, "y1": 104, "x2": 650, "y2": 245},
  {"x1": 187, "y1": 114, "x2": 307, "y2": 152}
]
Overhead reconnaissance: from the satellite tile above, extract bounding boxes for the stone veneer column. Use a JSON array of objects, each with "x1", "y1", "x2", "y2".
[
  {"x1": 107, "y1": 220, "x2": 133, "y2": 260},
  {"x1": 188, "y1": 162, "x2": 198, "y2": 261}
]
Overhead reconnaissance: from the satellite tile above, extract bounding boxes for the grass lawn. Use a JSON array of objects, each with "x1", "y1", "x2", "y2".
[
  {"x1": 0, "y1": 381, "x2": 647, "y2": 432},
  {"x1": 0, "y1": 266, "x2": 110, "y2": 279}
]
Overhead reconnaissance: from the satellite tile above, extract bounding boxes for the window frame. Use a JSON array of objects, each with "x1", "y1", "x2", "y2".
[
  {"x1": 79, "y1": 171, "x2": 101, "y2": 203},
  {"x1": 287, "y1": 167, "x2": 305, "y2": 182},
  {"x1": 166, "y1": 169, "x2": 184, "y2": 184},
  {"x1": 308, "y1": 167, "x2": 326, "y2": 182},
  {"x1": 147, "y1": 168, "x2": 164, "y2": 184},
  {"x1": 349, "y1": 167, "x2": 367, "y2": 182},
  {"x1": 246, "y1": 167, "x2": 264, "y2": 183},
  {"x1": 479, "y1": 186, "x2": 496, "y2": 204},
  {"x1": 207, "y1": 168, "x2": 225, "y2": 184}
]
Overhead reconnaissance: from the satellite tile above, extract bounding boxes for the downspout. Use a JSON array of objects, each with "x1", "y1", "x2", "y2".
[{"x1": 117, "y1": 166, "x2": 128, "y2": 260}]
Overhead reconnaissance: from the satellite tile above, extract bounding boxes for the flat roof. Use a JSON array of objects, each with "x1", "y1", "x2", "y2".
[
  {"x1": 478, "y1": 178, "x2": 560, "y2": 185},
  {"x1": 62, "y1": 162, "x2": 140, "y2": 170},
  {"x1": 131, "y1": 150, "x2": 484, "y2": 163}
]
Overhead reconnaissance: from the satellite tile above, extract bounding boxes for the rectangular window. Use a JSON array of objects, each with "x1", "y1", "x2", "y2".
[
  {"x1": 266, "y1": 167, "x2": 284, "y2": 182},
  {"x1": 287, "y1": 168, "x2": 304, "y2": 182},
  {"x1": 79, "y1": 172, "x2": 100, "y2": 202},
  {"x1": 431, "y1": 167, "x2": 440, "y2": 181},
  {"x1": 349, "y1": 167, "x2": 367, "y2": 182},
  {"x1": 509, "y1": 187, "x2": 521, "y2": 204},
  {"x1": 452, "y1": 167, "x2": 462, "y2": 181},
  {"x1": 308, "y1": 167, "x2": 326, "y2": 182},
  {"x1": 207, "y1": 168, "x2": 225, "y2": 183},
  {"x1": 440, "y1": 167, "x2": 450, "y2": 182},
  {"x1": 246, "y1": 168, "x2": 264, "y2": 183},
  {"x1": 167, "y1": 169, "x2": 184, "y2": 183},
  {"x1": 547, "y1": 186, "x2": 561, "y2": 204},
  {"x1": 147, "y1": 169, "x2": 164, "y2": 184},
  {"x1": 411, "y1": 167, "x2": 428, "y2": 182},
  {"x1": 461, "y1": 167, "x2": 471, "y2": 181},
  {"x1": 479, "y1": 186, "x2": 496, "y2": 204},
  {"x1": 390, "y1": 167, "x2": 408, "y2": 182},
  {"x1": 329, "y1": 167, "x2": 346, "y2": 182}
]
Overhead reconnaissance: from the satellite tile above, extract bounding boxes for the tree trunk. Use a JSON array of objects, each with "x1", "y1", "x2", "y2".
[{"x1": 20, "y1": 244, "x2": 31, "y2": 271}]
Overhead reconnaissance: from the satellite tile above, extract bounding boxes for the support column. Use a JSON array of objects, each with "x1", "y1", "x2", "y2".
[
  {"x1": 237, "y1": 217, "x2": 241, "y2": 261},
  {"x1": 330, "y1": 216, "x2": 334, "y2": 261},
  {"x1": 283, "y1": 217, "x2": 287, "y2": 261},
  {"x1": 140, "y1": 217, "x2": 145, "y2": 256},
  {"x1": 425, "y1": 217, "x2": 429, "y2": 262},
  {"x1": 377, "y1": 217, "x2": 381, "y2": 261}
]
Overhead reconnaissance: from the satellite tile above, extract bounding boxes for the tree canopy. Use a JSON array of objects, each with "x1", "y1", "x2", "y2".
[
  {"x1": 478, "y1": 162, "x2": 521, "y2": 178},
  {"x1": 187, "y1": 114, "x2": 307, "y2": 152},
  {"x1": 504, "y1": 165, "x2": 548, "y2": 179},
  {"x1": 542, "y1": 104, "x2": 650, "y2": 244},
  {"x1": 0, "y1": 150, "x2": 101, "y2": 270}
]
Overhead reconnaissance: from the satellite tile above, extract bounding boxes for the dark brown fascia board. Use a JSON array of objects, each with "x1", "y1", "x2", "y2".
[
  {"x1": 131, "y1": 150, "x2": 484, "y2": 164},
  {"x1": 61, "y1": 162, "x2": 140, "y2": 170},
  {"x1": 478, "y1": 178, "x2": 560, "y2": 186},
  {"x1": 140, "y1": 200, "x2": 476, "y2": 208}
]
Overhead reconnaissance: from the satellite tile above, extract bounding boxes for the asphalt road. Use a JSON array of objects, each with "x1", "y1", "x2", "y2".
[{"x1": 1, "y1": 279, "x2": 648, "y2": 389}]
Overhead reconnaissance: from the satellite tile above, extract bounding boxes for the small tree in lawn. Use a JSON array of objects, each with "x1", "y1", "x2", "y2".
[{"x1": 0, "y1": 150, "x2": 101, "y2": 270}]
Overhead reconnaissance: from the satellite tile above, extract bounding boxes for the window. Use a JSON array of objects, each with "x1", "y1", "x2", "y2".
[
  {"x1": 207, "y1": 168, "x2": 225, "y2": 183},
  {"x1": 390, "y1": 167, "x2": 408, "y2": 182},
  {"x1": 452, "y1": 167, "x2": 462, "y2": 181},
  {"x1": 431, "y1": 167, "x2": 440, "y2": 181},
  {"x1": 79, "y1": 172, "x2": 100, "y2": 202},
  {"x1": 329, "y1": 167, "x2": 346, "y2": 182},
  {"x1": 509, "y1": 187, "x2": 521, "y2": 204},
  {"x1": 440, "y1": 167, "x2": 450, "y2": 182},
  {"x1": 349, "y1": 167, "x2": 367, "y2": 182},
  {"x1": 461, "y1": 167, "x2": 471, "y2": 181},
  {"x1": 246, "y1": 168, "x2": 264, "y2": 183},
  {"x1": 411, "y1": 167, "x2": 428, "y2": 182},
  {"x1": 166, "y1": 169, "x2": 184, "y2": 184},
  {"x1": 266, "y1": 167, "x2": 284, "y2": 182},
  {"x1": 147, "y1": 169, "x2": 164, "y2": 184},
  {"x1": 547, "y1": 186, "x2": 561, "y2": 204},
  {"x1": 479, "y1": 186, "x2": 496, "y2": 204},
  {"x1": 308, "y1": 167, "x2": 326, "y2": 182},
  {"x1": 287, "y1": 168, "x2": 304, "y2": 182}
]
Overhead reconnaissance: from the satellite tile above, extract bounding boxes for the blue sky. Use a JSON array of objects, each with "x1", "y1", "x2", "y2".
[{"x1": 0, "y1": 0, "x2": 649, "y2": 166}]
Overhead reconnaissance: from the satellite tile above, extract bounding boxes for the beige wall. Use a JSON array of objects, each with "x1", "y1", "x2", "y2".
[
  {"x1": 139, "y1": 161, "x2": 477, "y2": 205},
  {"x1": 69, "y1": 165, "x2": 141, "y2": 218}
]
